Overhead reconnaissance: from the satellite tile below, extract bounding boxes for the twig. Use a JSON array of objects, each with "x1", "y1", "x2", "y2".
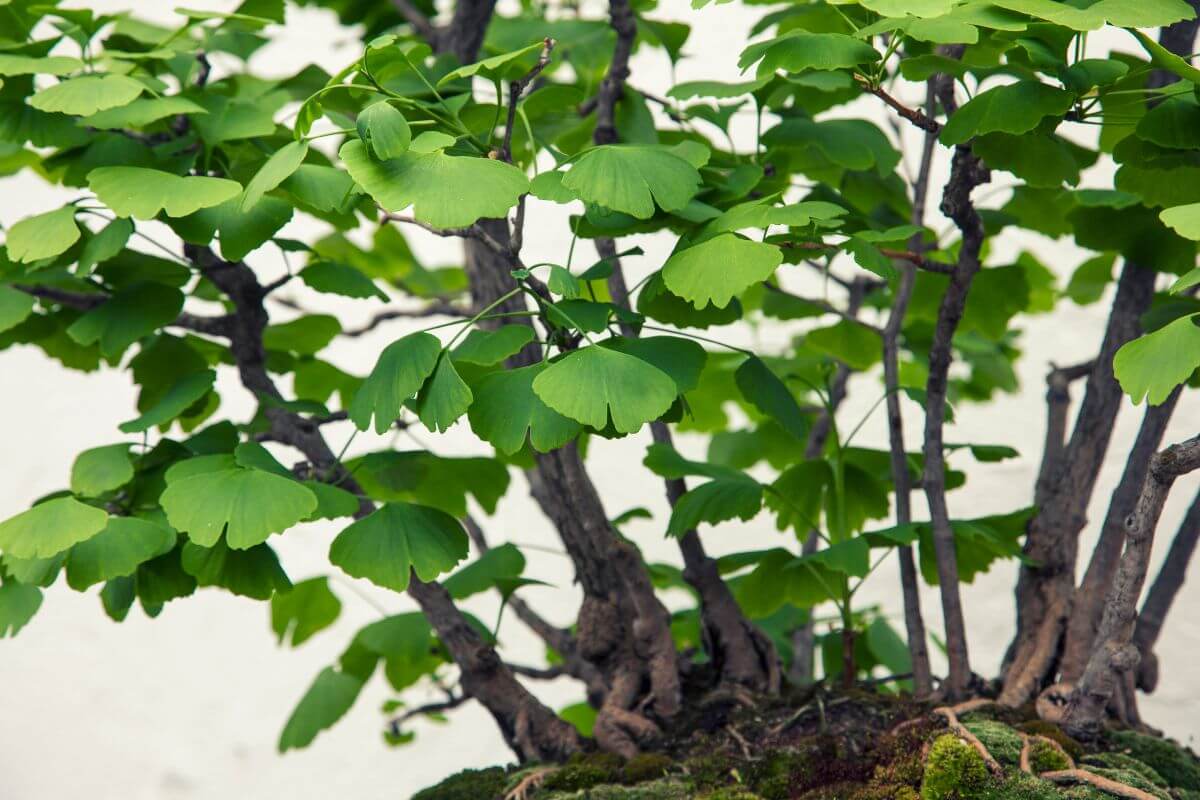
[
  {"x1": 387, "y1": 692, "x2": 470, "y2": 733},
  {"x1": 727, "y1": 725, "x2": 753, "y2": 759},
  {"x1": 505, "y1": 768, "x2": 556, "y2": 800},
  {"x1": 507, "y1": 663, "x2": 566, "y2": 680},
  {"x1": 779, "y1": 240, "x2": 955, "y2": 274},
  {"x1": 342, "y1": 303, "x2": 472, "y2": 336},
  {"x1": 855, "y1": 74, "x2": 942, "y2": 133},
  {"x1": 500, "y1": 38, "x2": 555, "y2": 162},
  {"x1": 762, "y1": 283, "x2": 883, "y2": 333}
]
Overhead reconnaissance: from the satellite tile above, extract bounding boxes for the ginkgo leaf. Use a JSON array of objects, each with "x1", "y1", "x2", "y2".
[
  {"x1": 66, "y1": 283, "x2": 184, "y2": 357},
  {"x1": 64, "y1": 517, "x2": 175, "y2": 590},
  {"x1": 272, "y1": 577, "x2": 342, "y2": 647},
  {"x1": 278, "y1": 667, "x2": 364, "y2": 752},
  {"x1": 860, "y1": 0, "x2": 952, "y2": 16},
  {"x1": 300, "y1": 261, "x2": 387, "y2": 301},
  {"x1": 1113, "y1": 314, "x2": 1200, "y2": 405},
  {"x1": 181, "y1": 538, "x2": 291, "y2": 599},
  {"x1": 734, "y1": 356, "x2": 809, "y2": 442},
  {"x1": 1161, "y1": 203, "x2": 1200, "y2": 240},
  {"x1": 414, "y1": 352, "x2": 473, "y2": 433},
  {"x1": 0, "y1": 582, "x2": 42, "y2": 638},
  {"x1": 0, "y1": 286, "x2": 35, "y2": 334},
  {"x1": 348, "y1": 331, "x2": 442, "y2": 433},
  {"x1": 339, "y1": 139, "x2": 527, "y2": 228},
  {"x1": 601, "y1": 335, "x2": 707, "y2": 393},
  {"x1": 467, "y1": 363, "x2": 582, "y2": 454},
  {"x1": 0, "y1": 54, "x2": 84, "y2": 76},
  {"x1": 160, "y1": 467, "x2": 318, "y2": 549},
  {"x1": 70, "y1": 444, "x2": 134, "y2": 497},
  {"x1": 941, "y1": 81, "x2": 1075, "y2": 145},
  {"x1": 442, "y1": 543, "x2": 526, "y2": 600},
  {"x1": 0, "y1": 497, "x2": 108, "y2": 560},
  {"x1": 328, "y1": 502, "x2": 468, "y2": 592},
  {"x1": 560, "y1": 145, "x2": 701, "y2": 219},
  {"x1": 82, "y1": 97, "x2": 207, "y2": 129},
  {"x1": 242, "y1": 141, "x2": 308, "y2": 211},
  {"x1": 992, "y1": 0, "x2": 1193, "y2": 30},
  {"x1": 88, "y1": 167, "x2": 242, "y2": 219},
  {"x1": 5, "y1": 206, "x2": 80, "y2": 263},
  {"x1": 662, "y1": 234, "x2": 782, "y2": 309},
  {"x1": 119, "y1": 370, "x2": 216, "y2": 433},
  {"x1": 439, "y1": 41, "x2": 545, "y2": 85},
  {"x1": 667, "y1": 477, "x2": 763, "y2": 537},
  {"x1": 451, "y1": 325, "x2": 534, "y2": 366},
  {"x1": 29, "y1": 74, "x2": 144, "y2": 116},
  {"x1": 356, "y1": 101, "x2": 411, "y2": 160},
  {"x1": 737, "y1": 31, "x2": 880, "y2": 75},
  {"x1": 532, "y1": 345, "x2": 677, "y2": 434}
]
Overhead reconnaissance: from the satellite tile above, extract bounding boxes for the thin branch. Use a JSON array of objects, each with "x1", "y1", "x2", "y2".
[
  {"x1": 500, "y1": 37, "x2": 555, "y2": 162},
  {"x1": 779, "y1": 240, "x2": 955, "y2": 274},
  {"x1": 762, "y1": 283, "x2": 882, "y2": 332},
  {"x1": 856, "y1": 74, "x2": 942, "y2": 133},
  {"x1": 342, "y1": 303, "x2": 473, "y2": 336},
  {"x1": 591, "y1": 0, "x2": 636, "y2": 145},
  {"x1": 387, "y1": 691, "x2": 470, "y2": 733},
  {"x1": 16, "y1": 285, "x2": 104, "y2": 311},
  {"x1": 390, "y1": 0, "x2": 439, "y2": 43}
]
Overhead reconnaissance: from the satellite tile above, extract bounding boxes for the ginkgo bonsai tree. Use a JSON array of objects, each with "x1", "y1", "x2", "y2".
[{"x1": 3, "y1": 0, "x2": 1200, "y2": 796}]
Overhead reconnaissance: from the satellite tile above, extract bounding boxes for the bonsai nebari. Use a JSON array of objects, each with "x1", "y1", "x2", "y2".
[{"x1": 2, "y1": 0, "x2": 1200, "y2": 777}]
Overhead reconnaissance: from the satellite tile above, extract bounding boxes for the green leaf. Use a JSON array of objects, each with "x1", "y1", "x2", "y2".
[
  {"x1": 29, "y1": 74, "x2": 144, "y2": 116},
  {"x1": 940, "y1": 81, "x2": 1074, "y2": 146},
  {"x1": 734, "y1": 356, "x2": 808, "y2": 441},
  {"x1": 65, "y1": 517, "x2": 175, "y2": 590},
  {"x1": 272, "y1": 577, "x2": 342, "y2": 647},
  {"x1": 637, "y1": 271, "x2": 742, "y2": 329},
  {"x1": 738, "y1": 31, "x2": 880, "y2": 75},
  {"x1": 70, "y1": 444, "x2": 134, "y2": 496},
  {"x1": 865, "y1": 617, "x2": 912, "y2": 675},
  {"x1": 1136, "y1": 96, "x2": 1200, "y2": 149},
  {"x1": 6, "y1": 206, "x2": 80, "y2": 263},
  {"x1": 806, "y1": 320, "x2": 882, "y2": 370},
  {"x1": 443, "y1": 543, "x2": 526, "y2": 600},
  {"x1": 82, "y1": 96, "x2": 207, "y2": 129},
  {"x1": 667, "y1": 77, "x2": 771, "y2": 100},
  {"x1": 339, "y1": 139, "x2": 528, "y2": 228},
  {"x1": 414, "y1": 352, "x2": 473, "y2": 433},
  {"x1": 0, "y1": 54, "x2": 84, "y2": 76},
  {"x1": 0, "y1": 497, "x2": 108, "y2": 559},
  {"x1": 861, "y1": 0, "x2": 951, "y2": 16},
  {"x1": 304, "y1": 481, "x2": 361, "y2": 521},
  {"x1": 662, "y1": 234, "x2": 782, "y2": 309},
  {"x1": 66, "y1": 283, "x2": 184, "y2": 357},
  {"x1": 1129, "y1": 27, "x2": 1200, "y2": 84},
  {"x1": 356, "y1": 101, "x2": 411, "y2": 160},
  {"x1": 548, "y1": 265, "x2": 582, "y2": 299},
  {"x1": 160, "y1": 468, "x2": 318, "y2": 549},
  {"x1": 242, "y1": 141, "x2": 308, "y2": 211},
  {"x1": 667, "y1": 477, "x2": 763, "y2": 537},
  {"x1": 452, "y1": 325, "x2": 534, "y2": 366},
  {"x1": 1161, "y1": 203, "x2": 1200, "y2": 240},
  {"x1": 78, "y1": 217, "x2": 133, "y2": 272},
  {"x1": 329, "y1": 502, "x2": 468, "y2": 592},
  {"x1": 263, "y1": 314, "x2": 341, "y2": 355},
  {"x1": 561, "y1": 145, "x2": 702, "y2": 219},
  {"x1": 1169, "y1": 267, "x2": 1200, "y2": 295},
  {"x1": 439, "y1": 41, "x2": 546, "y2": 85},
  {"x1": 601, "y1": 335, "x2": 708, "y2": 393},
  {"x1": 300, "y1": 261, "x2": 387, "y2": 301},
  {"x1": 1113, "y1": 314, "x2": 1200, "y2": 405},
  {"x1": 349, "y1": 331, "x2": 442, "y2": 433},
  {"x1": 0, "y1": 285, "x2": 35, "y2": 333},
  {"x1": 278, "y1": 667, "x2": 364, "y2": 752},
  {"x1": 119, "y1": 369, "x2": 216, "y2": 433},
  {"x1": 532, "y1": 345, "x2": 677, "y2": 434},
  {"x1": 89, "y1": 167, "x2": 242, "y2": 219},
  {"x1": 0, "y1": 581, "x2": 41, "y2": 638},
  {"x1": 467, "y1": 363, "x2": 583, "y2": 454},
  {"x1": 181, "y1": 538, "x2": 291, "y2": 599}
]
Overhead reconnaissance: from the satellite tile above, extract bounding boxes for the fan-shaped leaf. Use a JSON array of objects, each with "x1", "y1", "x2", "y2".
[
  {"x1": 65, "y1": 517, "x2": 175, "y2": 590},
  {"x1": 272, "y1": 577, "x2": 342, "y2": 647},
  {"x1": 1113, "y1": 314, "x2": 1200, "y2": 405},
  {"x1": 941, "y1": 81, "x2": 1074, "y2": 145},
  {"x1": 0, "y1": 498, "x2": 108, "y2": 560},
  {"x1": 468, "y1": 363, "x2": 583, "y2": 454},
  {"x1": 561, "y1": 145, "x2": 701, "y2": 219},
  {"x1": 349, "y1": 331, "x2": 442, "y2": 433},
  {"x1": 356, "y1": 101, "x2": 411, "y2": 160},
  {"x1": 6, "y1": 206, "x2": 80, "y2": 263},
  {"x1": 329, "y1": 502, "x2": 468, "y2": 592},
  {"x1": 89, "y1": 167, "x2": 242, "y2": 219},
  {"x1": 532, "y1": 345, "x2": 677, "y2": 433},
  {"x1": 278, "y1": 667, "x2": 364, "y2": 752},
  {"x1": 242, "y1": 141, "x2": 308, "y2": 211},
  {"x1": 663, "y1": 234, "x2": 782, "y2": 309},
  {"x1": 70, "y1": 444, "x2": 135, "y2": 497},
  {"x1": 160, "y1": 468, "x2": 318, "y2": 549},
  {"x1": 30, "y1": 74, "x2": 144, "y2": 116}
]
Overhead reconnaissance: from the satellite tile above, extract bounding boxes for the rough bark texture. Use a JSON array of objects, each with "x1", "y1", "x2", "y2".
[
  {"x1": 1132, "y1": 488, "x2": 1200, "y2": 693},
  {"x1": 1059, "y1": 388, "x2": 1181, "y2": 682},
  {"x1": 922, "y1": 143, "x2": 990, "y2": 701},
  {"x1": 1002, "y1": 7, "x2": 1199, "y2": 706},
  {"x1": 1003, "y1": 262, "x2": 1156, "y2": 705},
  {"x1": 1062, "y1": 434, "x2": 1200, "y2": 739}
]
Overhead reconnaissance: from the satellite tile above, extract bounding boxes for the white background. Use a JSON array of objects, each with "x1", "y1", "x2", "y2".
[{"x1": 2, "y1": 2, "x2": 1199, "y2": 798}]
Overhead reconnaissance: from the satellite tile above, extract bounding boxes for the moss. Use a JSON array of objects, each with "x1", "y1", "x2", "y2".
[
  {"x1": 965, "y1": 721, "x2": 1025, "y2": 766},
  {"x1": 742, "y1": 750, "x2": 807, "y2": 800},
  {"x1": 1107, "y1": 730, "x2": 1200, "y2": 790},
  {"x1": 542, "y1": 753, "x2": 627, "y2": 793},
  {"x1": 1028, "y1": 738, "x2": 1073, "y2": 773},
  {"x1": 683, "y1": 751, "x2": 738, "y2": 792},
  {"x1": 542, "y1": 778, "x2": 692, "y2": 799},
  {"x1": 411, "y1": 766, "x2": 508, "y2": 800},
  {"x1": 698, "y1": 789, "x2": 762, "y2": 800},
  {"x1": 921, "y1": 734, "x2": 990, "y2": 800},
  {"x1": 1081, "y1": 752, "x2": 1166, "y2": 787},
  {"x1": 1017, "y1": 721, "x2": 1084, "y2": 762},
  {"x1": 621, "y1": 753, "x2": 674, "y2": 784},
  {"x1": 980, "y1": 771, "x2": 1061, "y2": 800}
]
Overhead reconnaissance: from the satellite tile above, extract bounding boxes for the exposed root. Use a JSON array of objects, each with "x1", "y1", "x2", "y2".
[
  {"x1": 593, "y1": 704, "x2": 661, "y2": 758},
  {"x1": 727, "y1": 725, "x2": 754, "y2": 759},
  {"x1": 946, "y1": 697, "x2": 995, "y2": 716},
  {"x1": 933, "y1": 703, "x2": 1003, "y2": 775},
  {"x1": 504, "y1": 768, "x2": 555, "y2": 800},
  {"x1": 1036, "y1": 682, "x2": 1075, "y2": 725},
  {"x1": 1020, "y1": 735, "x2": 1032, "y2": 773},
  {"x1": 999, "y1": 598, "x2": 1069, "y2": 707},
  {"x1": 1019, "y1": 733, "x2": 1077, "y2": 774},
  {"x1": 1041, "y1": 769, "x2": 1162, "y2": 800}
]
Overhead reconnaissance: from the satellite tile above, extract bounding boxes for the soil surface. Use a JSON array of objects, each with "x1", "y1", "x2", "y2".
[{"x1": 411, "y1": 688, "x2": 1200, "y2": 799}]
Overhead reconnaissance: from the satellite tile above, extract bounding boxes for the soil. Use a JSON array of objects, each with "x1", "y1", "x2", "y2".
[{"x1": 410, "y1": 687, "x2": 1200, "y2": 800}]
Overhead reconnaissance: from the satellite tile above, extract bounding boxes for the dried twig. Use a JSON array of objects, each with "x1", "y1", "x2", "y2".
[{"x1": 779, "y1": 240, "x2": 955, "y2": 274}]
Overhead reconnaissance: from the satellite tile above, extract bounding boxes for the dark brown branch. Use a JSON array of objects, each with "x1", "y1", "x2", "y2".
[
  {"x1": 855, "y1": 75, "x2": 942, "y2": 133},
  {"x1": 1132, "y1": 487, "x2": 1200, "y2": 692},
  {"x1": 1063, "y1": 433, "x2": 1200, "y2": 738},
  {"x1": 500, "y1": 38, "x2": 555, "y2": 162},
  {"x1": 387, "y1": 691, "x2": 469, "y2": 732},
  {"x1": 922, "y1": 143, "x2": 991, "y2": 701},
  {"x1": 762, "y1": 283, "x2": 883, "y2": 333},
  {"x1": 389, "y1": 0, "x2": 439, "y2": 43},
  {"x1": 1033, "y1": 362, "x2": 1095, "y2": 509},
  {"x1": 591, "y1": 0, "x2": 636, "y2": 145},
  {"x1": 1060, "y1": 387, "x2": 1181, "y2": 682},
  {"x1": 19, "y1": 284, "x2": 233, "y2": 336},
  {"x1": 342, "y1": 303, "x2": 472, "y2": 336}
]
